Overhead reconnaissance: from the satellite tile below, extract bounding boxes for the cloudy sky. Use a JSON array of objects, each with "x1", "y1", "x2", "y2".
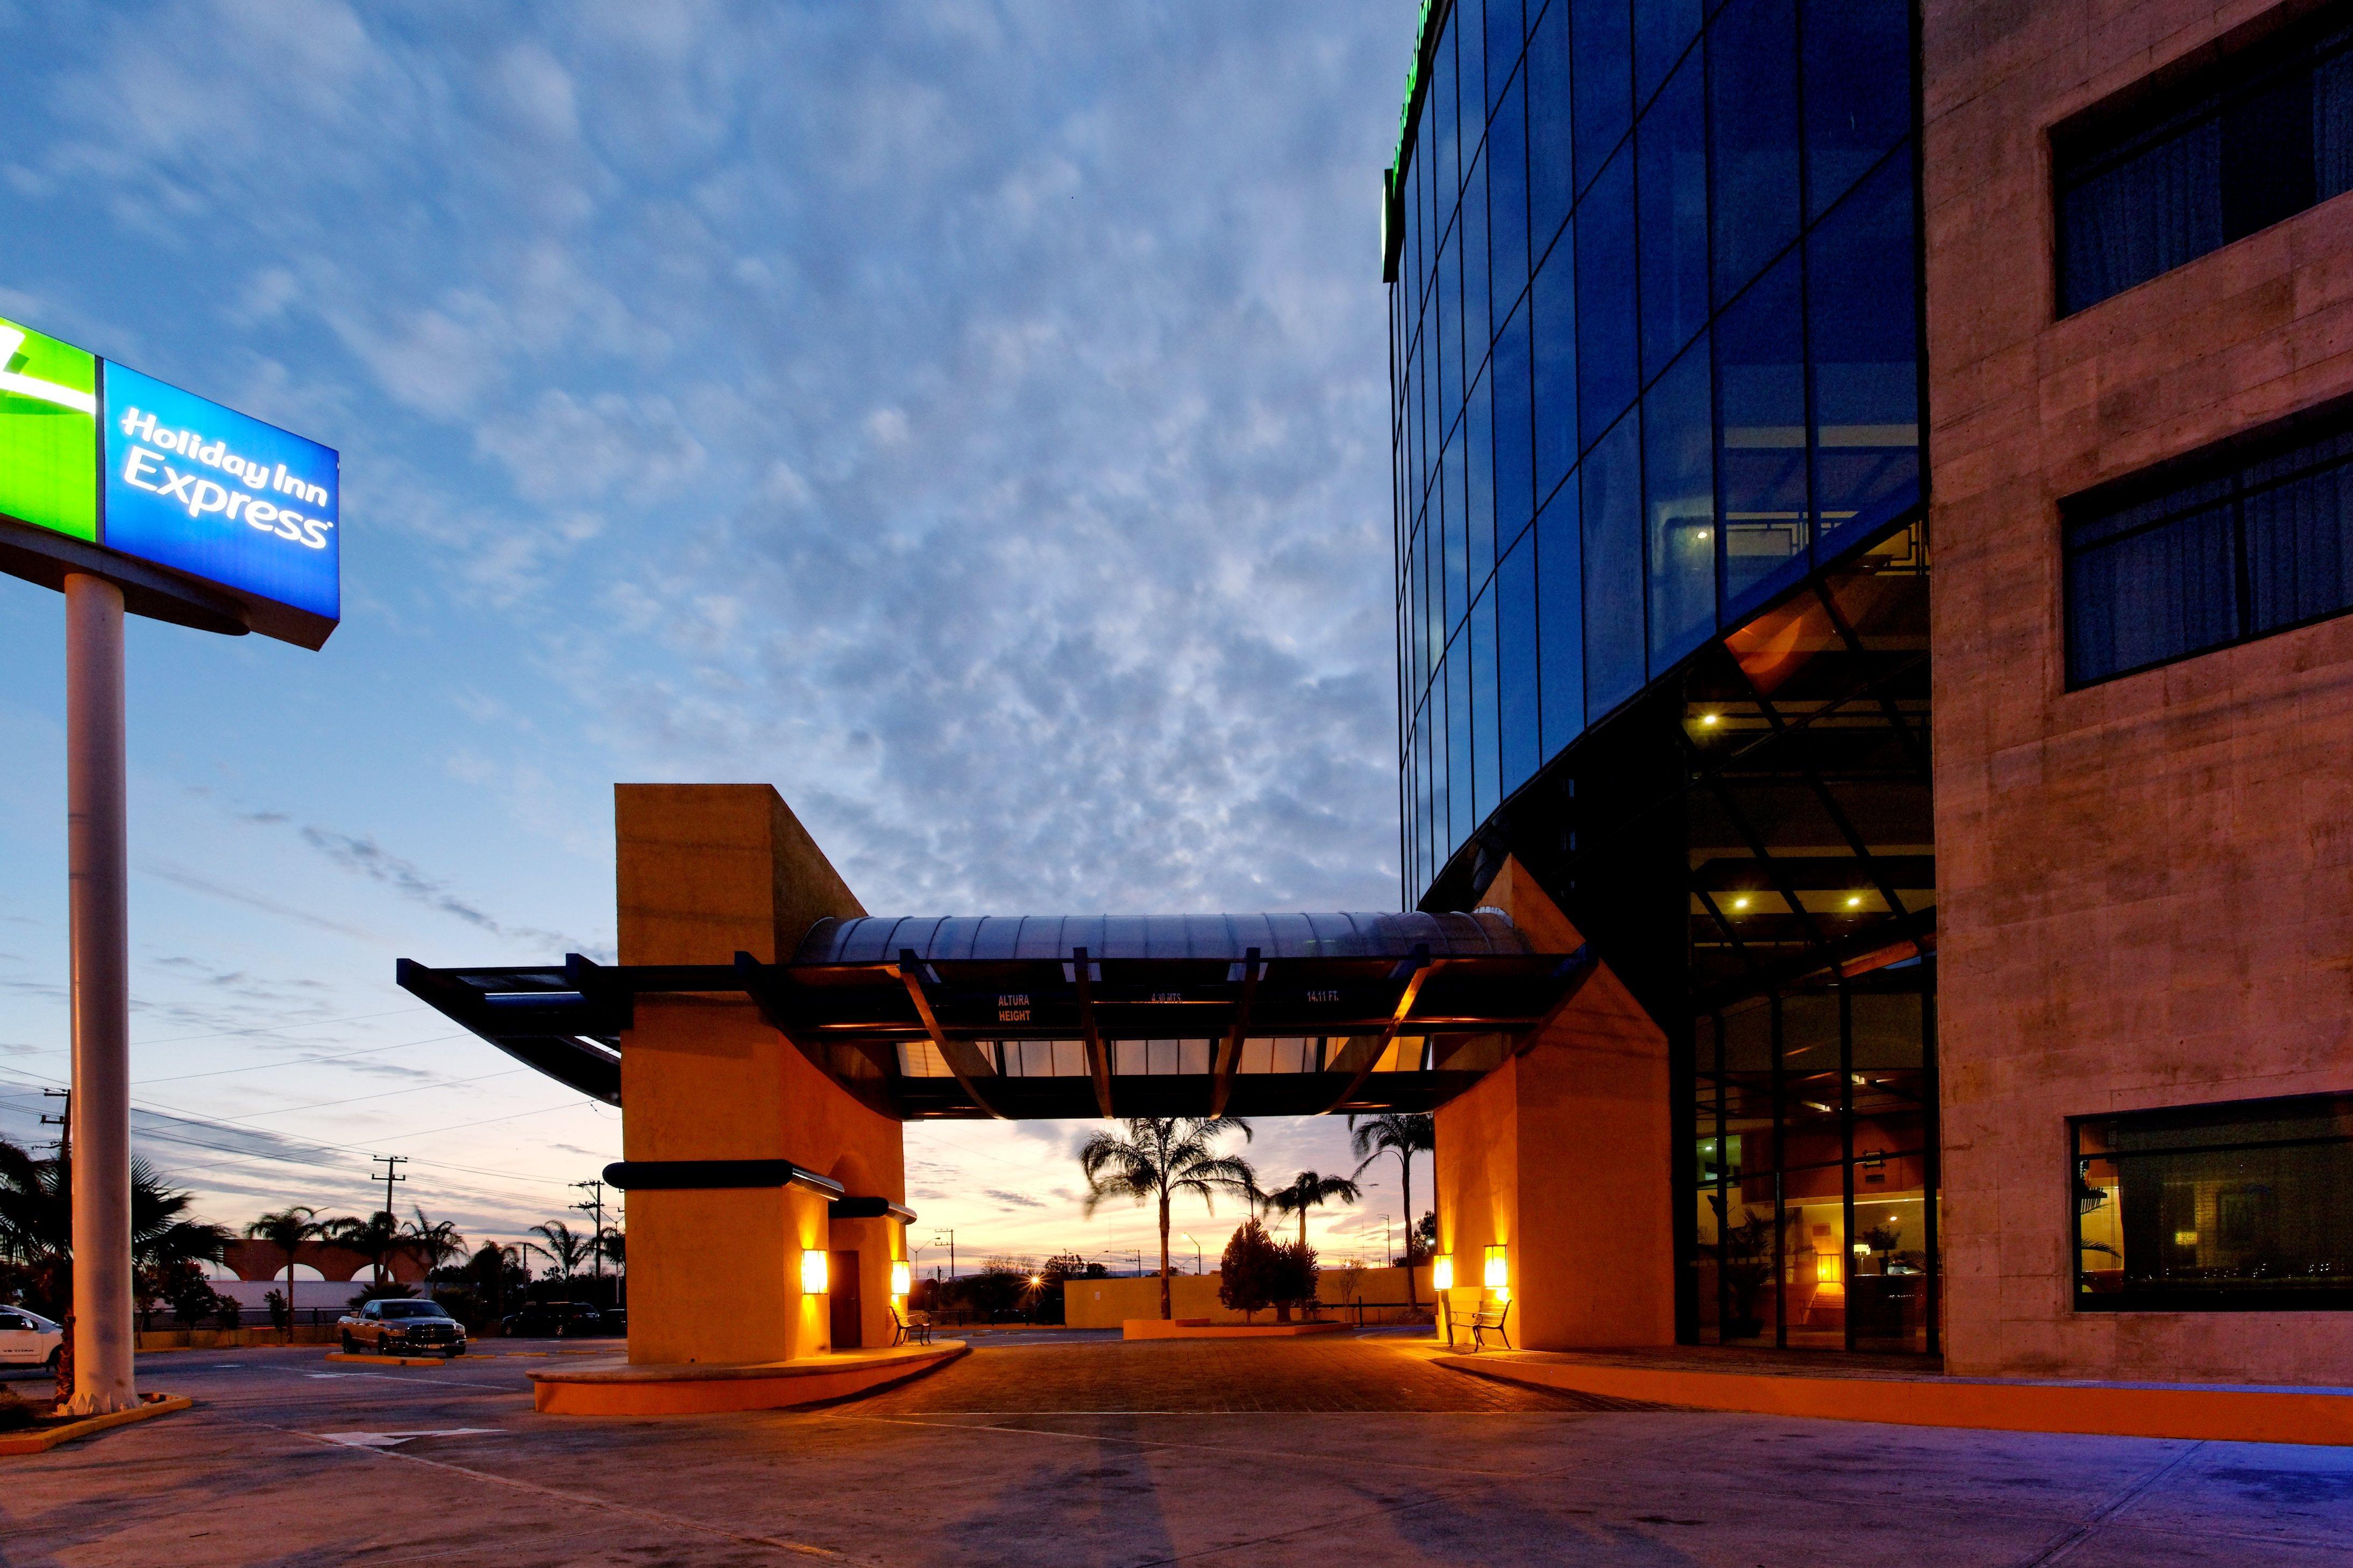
[{"x1": 0, "y1": 1, "x2": 1428, "y2": 1277}]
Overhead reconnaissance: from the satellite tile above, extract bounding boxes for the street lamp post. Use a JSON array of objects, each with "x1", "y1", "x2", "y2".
[{"x1": 1181, "y1": 1232, "x2": 1204, "y2": 1274}]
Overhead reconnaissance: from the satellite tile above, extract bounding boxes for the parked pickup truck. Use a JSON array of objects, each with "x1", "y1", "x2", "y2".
[{"x1": 339, "y1": 1298, "x2": 467, "y2": 1357}]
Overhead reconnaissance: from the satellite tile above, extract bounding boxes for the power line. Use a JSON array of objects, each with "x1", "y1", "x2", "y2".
[
  {"x1": 228, "y1": 1067, "x2": 525, "y2": 1118},
  {"x1": 125, "y1": 1006, "x2": 432, "y2": 1047},
  {"x1": 136, "y1": 1032, "x2": 470, "y2": 1084},
  {"x1": 0, "y1": 1062, "x2": 595, "y2": 1188},
  {"x1": 3, "y1": 1006, "x2": 439, "y2": 1055}
]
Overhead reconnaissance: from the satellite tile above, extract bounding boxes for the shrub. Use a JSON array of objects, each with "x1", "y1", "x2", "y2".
[
  {"x1": 1218, "y1": 1220, "x2": 1280, "y2": 1322},
  {"x1": 1270, "y1": 1241, "x2": 1318, "y2": 1320},
  {"x1": 0, "y1": 1386, "x2": 34, "y2": 1432}
]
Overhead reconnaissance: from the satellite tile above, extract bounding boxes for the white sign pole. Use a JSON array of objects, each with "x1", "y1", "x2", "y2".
[{"x1": 63, "y1": 571, "x2": 135, "y2": 1415}]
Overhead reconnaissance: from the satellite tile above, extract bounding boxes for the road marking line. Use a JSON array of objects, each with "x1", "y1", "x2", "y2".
[
  {"x1": 318, "y1": 1428, "x2": 501, "y2": 1448},
  {"x1": 221, "y1": 1413, "x2": 857, "y2": 1562}
]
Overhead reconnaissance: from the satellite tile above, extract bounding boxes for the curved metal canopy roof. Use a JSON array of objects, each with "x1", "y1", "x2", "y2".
[
  {"x1": 795, "y1": 910, "x2": 1531, "y2": 965},
  {"x1": 398, "y1": 909, "x2": 1593, "y2": 1124}
]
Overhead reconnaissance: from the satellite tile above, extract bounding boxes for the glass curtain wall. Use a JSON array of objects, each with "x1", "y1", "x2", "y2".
[{"x1": 1391, "y1": 0, "x2": 1923, "y2": 908}]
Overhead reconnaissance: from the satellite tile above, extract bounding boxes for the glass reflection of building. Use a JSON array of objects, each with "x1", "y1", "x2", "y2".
[{"x1": 1385, "y1": 0, "x2": 1933, "y2": 1352}]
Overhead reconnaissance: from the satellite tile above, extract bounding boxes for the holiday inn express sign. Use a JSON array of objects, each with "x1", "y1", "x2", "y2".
[
  {"x1": 0, "y1": 312, "x2": 339, "y2": 647},
  {"x1": 0, "y1": 307, "x2": 344, "y2": 1416}
]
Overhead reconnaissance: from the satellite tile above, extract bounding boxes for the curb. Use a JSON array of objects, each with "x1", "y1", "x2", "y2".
[
  {"x1": 323, "y1": 1352, "x2": 468, "y2": 1367},
  {"x1": 1432, "y1": 1353, "x2": 2353, "y2": 1445},
  {"x1": 0, "y1": 1393, "x2": 193, "y2": 1456}
]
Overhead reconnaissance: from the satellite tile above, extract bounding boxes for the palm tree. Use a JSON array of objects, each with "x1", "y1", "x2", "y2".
[
  {"x1": 244, "y1": 1206, "x2": 325, "y2": 1341},
  {"x1": 0, "y1": 1139, "x2": 230, "y2": 1315},
  {"x1": 323, "y1": 1210, "x2": 403, "y2": 1289},
  {"x1": 1079, "y1": 1117, "x2": 1258, "y2": 1321},
  {"x1": 1263, "y1": 1170, "x2": 1362, "y2": 1249},
  {"x1": 1349, "y1": 1111, "x2": 1437, "y2": 1307},
  {"x1": 527, "y1": 1220, "x2": 595, "y2": 1289},
  {"x1": 401, "y1": 1208, "x2": 467, "y2": 1274},
  {"x1": 593, "y1": 1228, "x2": 625, "y2": 1306}
]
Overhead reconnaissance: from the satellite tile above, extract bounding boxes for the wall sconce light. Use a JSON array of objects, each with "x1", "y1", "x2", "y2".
[
  {"x1": 1483, "y1": 1243, "x2": 1509, "y2": 1292},
  {"x1": 1431, "y1": 1253, "x2": 1454, "y2": 1292},
  {"x1": 890, "y1": 1260, "x2": 912, "y2": 1297},
  {"x1": 800, "y1": 1250, "x2": 829, "y2": 1295}
]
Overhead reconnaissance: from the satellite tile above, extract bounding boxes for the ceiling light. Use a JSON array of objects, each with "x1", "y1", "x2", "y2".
[
  {"x1": 1845, "y1": 894, "x2": 1863, "y2": 908},
  {"x1": 1699, "y1": 712, "x2": 1721, "y2": 727},
  {"x1": 1731, "y1": 896, "x2": 1750, "y2": 910}
]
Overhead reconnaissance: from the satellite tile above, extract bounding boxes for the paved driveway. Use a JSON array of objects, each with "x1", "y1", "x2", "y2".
[{"x1": 3, "y1": 1331, "x2": 2344, "y2": 1566}]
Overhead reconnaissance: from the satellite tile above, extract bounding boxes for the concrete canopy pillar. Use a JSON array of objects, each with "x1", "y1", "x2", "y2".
[
  {"x1": 1434, "y1": 856, "x2": 1675, "y2": 1350},
  {"x1": 614, "y1": 785, "x2": 904, "y2": 1366}
]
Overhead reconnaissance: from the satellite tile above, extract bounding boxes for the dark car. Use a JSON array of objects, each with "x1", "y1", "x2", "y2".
[
  {"x1": 339, "y1": 1298, "x2": 467, "y2": 1357},
  {"x1": 499, "y1": 1301, "x2": 619, "y2": 1338}
]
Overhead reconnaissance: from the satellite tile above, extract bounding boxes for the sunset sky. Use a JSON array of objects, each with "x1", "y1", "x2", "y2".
[{"x1": 0, "y1": 1, "x2": 1427, "y2": 1277}]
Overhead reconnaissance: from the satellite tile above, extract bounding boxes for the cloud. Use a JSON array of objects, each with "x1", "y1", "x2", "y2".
[
  {"x1": 259, "y1": 823, "x2": 607, "y2": 959},
  {"x1": 0, "y1": 0, "x2": 1415, "y2": 1244},
  {"x1": 984, "y1": 1189, "x2": 1046, "y2": 1210},
  {"x1": 137, "y1": 860, "x2": 384, "y2": 943}
]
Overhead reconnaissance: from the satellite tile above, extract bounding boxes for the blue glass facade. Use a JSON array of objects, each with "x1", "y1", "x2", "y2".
[{"x1": 1389, "y1": 0, "x2": 1924, "y2": 906}]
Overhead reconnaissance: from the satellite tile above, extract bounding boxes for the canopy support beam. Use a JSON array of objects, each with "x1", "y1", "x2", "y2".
[
  {"x1": 1210, "y1": 947, "x2": 1262, "y2": 1117},
  {"x1": 897, "y1": 949, "x2": 1006, "y2": 1120},
  {"x1": 1319, "y1": 945, "x2": 1433, "y2": 1115},
  {"x1": 1072, "y1": 946, "x2": 1114, "y2": 1120}
]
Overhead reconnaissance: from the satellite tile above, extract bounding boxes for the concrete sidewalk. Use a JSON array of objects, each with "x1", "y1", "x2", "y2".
[{"x1": 4, "y1": 1332, "x2": 2345, "y2": 1565}]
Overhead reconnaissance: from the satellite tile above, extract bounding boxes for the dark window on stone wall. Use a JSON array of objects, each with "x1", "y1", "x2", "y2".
[
  {"x1": 2055, "y1": 6, "x2": 2353, "y2": 315},
  {"x1": 2063, "y1": 400, "x2": 2353, "y2": 685}
]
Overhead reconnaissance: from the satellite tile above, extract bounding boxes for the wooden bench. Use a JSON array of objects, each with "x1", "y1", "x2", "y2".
[{"x1": 891, "y1": 1307, "x2": 933, "y2": 1347}]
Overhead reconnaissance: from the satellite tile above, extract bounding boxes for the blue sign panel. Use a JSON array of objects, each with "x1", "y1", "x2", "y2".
[{"x1": 101, "y1": 362, "x2": 339, "y2": 636}]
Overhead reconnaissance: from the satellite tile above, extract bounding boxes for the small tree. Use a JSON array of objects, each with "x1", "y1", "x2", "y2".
[
  {"x1": 1332, "y1": 1258, "x2": 1367, "y2": 1321},
  {"x1": 265, "y1": 1289, "x2": 293, "y2": 1332},
  {"x1": 1218, "y1": 1220, "x2": 1281, "y2": 1324},
  {"x1": 969, "y1": 1259, "x2": 1028, "y2": 1322},
  {"x1": 436, "y1": 1242, "x2": 530, "y2": 1329},
  {"x1": 161, "y1": 1262, "x2": 218, "y2": 1326},
  {"x1": 1270, "y1": 1240, "x2": 1319, "y2": 1322}
]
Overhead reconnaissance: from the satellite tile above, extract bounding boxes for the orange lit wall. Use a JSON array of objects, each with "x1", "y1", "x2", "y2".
[
  {"x1": 1434, "y1": 857, "x2": 1675, "y2": 1350},
  {"x1": 616, "y1": 785, "x2": 906, "y2": 1367}
]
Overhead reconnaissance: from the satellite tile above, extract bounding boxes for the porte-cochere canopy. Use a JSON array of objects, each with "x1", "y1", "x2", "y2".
[{"x1": 397, "y1": 910, "x2": 1595, "y2": 1122}]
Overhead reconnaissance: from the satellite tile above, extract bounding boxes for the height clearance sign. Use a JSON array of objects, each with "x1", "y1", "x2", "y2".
[{"x1": 0, "y1": 313, "x2": 339, "y2": 647}]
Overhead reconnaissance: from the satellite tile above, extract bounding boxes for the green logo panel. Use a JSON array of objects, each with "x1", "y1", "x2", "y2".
[{"x1": 0, "y1": 314, "x2": 98, "y2": 543}]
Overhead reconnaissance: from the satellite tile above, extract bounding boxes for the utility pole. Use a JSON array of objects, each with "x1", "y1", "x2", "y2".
[
  {"x1": 371, "y1": 1155, "x2": 406, "y2": 1287},
  {"x1": 39, "y1": 1088, "x2": 68, "y2": 1160},
  {"x1": 931, "y1": 1229, "x2": 955, "y2": 1282},
  {"x1": 372, "y1": 1153, "x2": 407, "y2": 1218},
  {"x1": 573, "y1": 1179, "x2": 607, "y2": 1283}
]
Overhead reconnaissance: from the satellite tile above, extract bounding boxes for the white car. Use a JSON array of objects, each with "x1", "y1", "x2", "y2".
[{"x1": 0, "y1": 1307, "x2": 62, "y2": 1375}]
